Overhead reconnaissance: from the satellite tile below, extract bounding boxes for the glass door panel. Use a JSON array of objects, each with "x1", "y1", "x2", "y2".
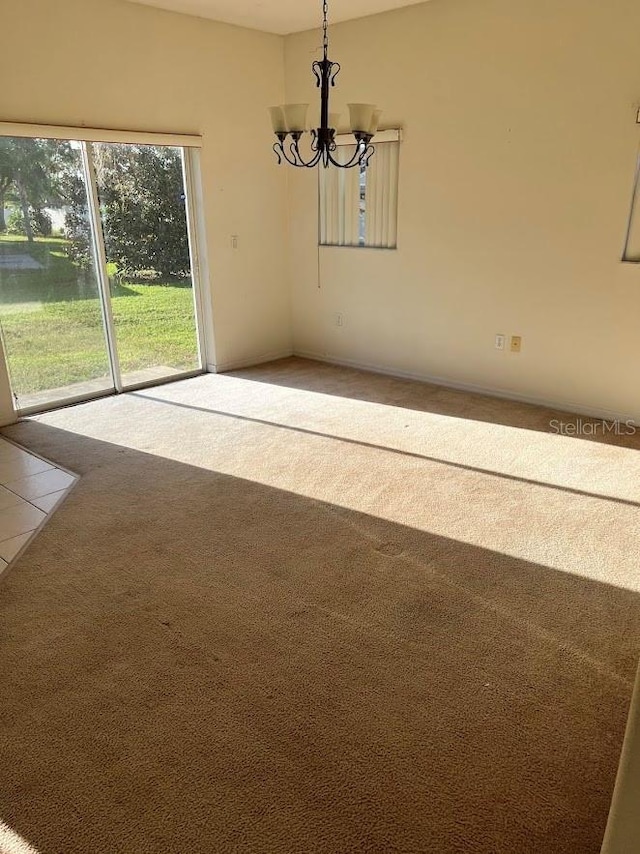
[
  {"x1": 0, "y1": 137, "x2": 114, "y2": 410},
  {"x1": 91, "y1": 143, "x2": 201, "y2": 389}
]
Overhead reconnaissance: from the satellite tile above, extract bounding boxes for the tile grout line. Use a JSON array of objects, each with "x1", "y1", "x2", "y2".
[
  {"x1": 0, "y1": 437, "x2": 81, "y2": 575},
  {"x1": 0, "y1": 432, "x2": 80, "y2": 480},
  {"x1": 0, "y1": 482, "x2": 74, "y2": 518},
  {"x1": 0, "y1": 482, "x2": 76, "y2": 541},
  {"x1": 0, "y1": 479, "x2": 80, "y2": 578},
  {"x1": 0, "y1": 436, "x2": 77, "y2": 519}
]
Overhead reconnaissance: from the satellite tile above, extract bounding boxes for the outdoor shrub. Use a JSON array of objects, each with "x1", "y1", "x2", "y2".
[{"x1": 7, "y1": 208, "x2": 52, "y2": 238}]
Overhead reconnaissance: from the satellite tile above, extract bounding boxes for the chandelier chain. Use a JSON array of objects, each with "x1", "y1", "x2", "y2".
[{"x1": 322, "y1": 0, "x2": 329, "y2": 57}]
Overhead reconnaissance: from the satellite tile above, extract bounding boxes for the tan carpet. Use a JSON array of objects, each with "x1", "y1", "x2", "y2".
[{"x1": 1, "y1": 357, "x2": 640, "y2": 853}]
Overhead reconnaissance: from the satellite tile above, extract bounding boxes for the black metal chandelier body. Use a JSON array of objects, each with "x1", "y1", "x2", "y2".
[{"x1": 270, "y1": 1, "x2": 380, "y2": 169}]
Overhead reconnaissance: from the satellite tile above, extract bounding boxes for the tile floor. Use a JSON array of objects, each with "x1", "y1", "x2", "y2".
[{"x1": 0, "y1": 436, "x2": 77, "y2": 571}]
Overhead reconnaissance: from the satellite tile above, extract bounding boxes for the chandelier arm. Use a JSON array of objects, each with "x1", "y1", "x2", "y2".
[
  {"x1": 324, "y1": 140, "x2": 376, "y2": 169},
  {"x1": 326, "y1": 149, "x2": 359, "y2": 169},
  {"x1": 328, "y1": 142, "x2": 367, "y2": 169},
  {"x1": 305, "y1": 148, "x2": 324, "y2": 168},
  {"x1": 273, "y1": 142, "x2": 323, "y2": 169},
  {"x1": 361, "y1": 144, "x2": 376, "y2": 168},
  {"x1": 312, "y1": 61, "x2": 323, "y2": 89},
  {"x1": 286, "y1": 137, "x2": 324, "y2": 168},
  {"x1": 283, "y1": 148, "x2": 302, "y2": 167},
  {"x1": 289, "y1": 139, "x2": 303, "y2": 164},
  {"x1": 330, "y1": 62, "x2": 341, "y2": 86},
  {"x1": 273, "y1": 139, "x2": 303, "y2": 167}
]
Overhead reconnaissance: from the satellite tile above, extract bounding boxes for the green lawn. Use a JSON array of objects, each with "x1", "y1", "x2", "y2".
[{"x1": 0, "y1": 235, "x2": 199, "y2": 398}]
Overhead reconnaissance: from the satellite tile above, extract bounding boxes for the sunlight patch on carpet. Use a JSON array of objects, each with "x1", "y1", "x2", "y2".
[
  {"x1": 0, "y1": 820, "x2": 40, "y2": 854},
  {"x1": 29, "y1": 373, "x2": 640, "y2": 593}
]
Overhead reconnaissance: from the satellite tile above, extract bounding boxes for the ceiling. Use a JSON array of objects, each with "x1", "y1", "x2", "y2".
[{"x1": 126, "y1": 0, "x2": 429, "y2": 35}]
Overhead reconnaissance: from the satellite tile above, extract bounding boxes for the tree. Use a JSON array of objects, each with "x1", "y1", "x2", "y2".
[
  {"x1": 62, "y1": 168, "x2": 94, "y2": 270},
  {"x1": 0, "y1": 151, "x2": 12, "y2": 233},
  {"x1": 0, "y1": 138, "x2": 72, "y2": 241},
  {"x1": 0, "y1": 140, "x2": 22, "y2": 233},
  {"x1": 92, "y1": 144, "x2": 190, "y2": 280}
]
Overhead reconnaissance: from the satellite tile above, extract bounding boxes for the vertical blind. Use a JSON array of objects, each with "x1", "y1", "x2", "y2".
[
  {"x1": 319, "y1": 145, "x2": 360, "y2": 246},
  {"x1": 365, "y1": 141, "x2": 399, "y2": 249},
  {"x1": 319, "y1": 135, "x2": 400, "y2": 249}
]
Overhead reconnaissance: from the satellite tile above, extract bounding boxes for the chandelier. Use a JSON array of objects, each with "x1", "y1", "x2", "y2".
[{"x1": 269, "y1": 0, "x2": 381, "y2": 169}]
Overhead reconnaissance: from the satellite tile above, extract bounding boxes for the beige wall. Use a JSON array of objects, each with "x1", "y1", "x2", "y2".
[
  {"x1": 285, "y1": 0, "x2": 640, "y2": 420},
  {"x1": 0, "y1": 0, "x2": 291, "y2": 424}
]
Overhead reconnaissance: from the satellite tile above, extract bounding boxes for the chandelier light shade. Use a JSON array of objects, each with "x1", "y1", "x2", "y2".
[{"x1": 269, "y1": 0, "x2": 382, "y2": 169}]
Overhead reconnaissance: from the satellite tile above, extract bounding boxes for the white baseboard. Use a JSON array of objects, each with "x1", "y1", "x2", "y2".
[
  {"x1": 294, "y1": 349, "x2": 637, "y2": 424},
  {"x1": 208, "y1": 349, "x2": 293, "y2": 374}
]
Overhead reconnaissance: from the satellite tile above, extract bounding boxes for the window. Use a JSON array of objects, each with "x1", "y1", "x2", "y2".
[
  {"x1": 622, "y1": 152, "x2": 640, "y2": 262},
  {"x1": 319, "y1": 130, "x2": 400, "y2": 249}
]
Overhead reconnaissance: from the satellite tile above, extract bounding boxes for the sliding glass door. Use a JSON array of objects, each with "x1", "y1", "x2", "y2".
[
  {"x1": 92, "y1": 142, "x2": 201, "y2": 389},
  {"x1": 0, "y1": 138, "x2": 114, "y2": 410},
  {"x1": 0, "y1": 133, "x2": 204, "y2": 413}
]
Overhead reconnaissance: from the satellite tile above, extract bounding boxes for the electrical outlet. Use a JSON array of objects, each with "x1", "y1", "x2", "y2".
[
  {"x1": 510, "y1": 335, "x2": 522, "y2": 353},
  {"x1": 495, "y1": 334, "x2": 506, "y2": 351},
  {"x1": 333, "y1": 312, "x2": 344, "y2": 327},
  {"x1": 231, "y1": 235, "x2": 238, "y2": 249}
]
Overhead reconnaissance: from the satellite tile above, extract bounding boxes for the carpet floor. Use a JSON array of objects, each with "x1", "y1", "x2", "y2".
[{"x1": 1, "y1": 357, "x2": 639, "y2": 853}]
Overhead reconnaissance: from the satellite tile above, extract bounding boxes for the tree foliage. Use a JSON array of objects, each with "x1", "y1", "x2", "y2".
[
  {"x1": 62, "y1": 166, "x2": 95, "y2": 271},
  {"x1": 93, "y1": 144, "x2": 190, "y2": 281},
  {"x1": 0, "y1": 138, "x2": 72, "y2": 241},
  {"x1": 7, "y1": 208, "x2": 52, "y2": 238}
]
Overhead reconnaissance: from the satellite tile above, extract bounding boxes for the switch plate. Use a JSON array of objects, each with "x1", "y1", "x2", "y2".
[{"x1": 495, "y1": 334, "x2": 506, "y2": 351}]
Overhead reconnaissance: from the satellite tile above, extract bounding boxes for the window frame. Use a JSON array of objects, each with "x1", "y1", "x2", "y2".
[{"x1": 622, "y1": 151, "x2": 640, "y2": 263}]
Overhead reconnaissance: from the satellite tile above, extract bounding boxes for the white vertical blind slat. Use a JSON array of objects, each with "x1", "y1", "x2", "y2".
[
  {"x1": 377, "y1": 143, "x2": 388, "y2": 246},
  {"x1": 365, "y1": 148, "x2": 378, "y2": 247},
  {"x1": 341, "y1": 146, "x2": 360, "y2": 245},
  {"x1": 387, "y1": 142, "x2": 399, "y2": 248},
  {"x1": 319, "y1": 166, "x2": 328, "y2": 245},
  {"x1": 383, "y1": 144, "x2": 391, "y2": 246},
  {"x1": 337, "y1": 168, "x2": 345, "y2": 245}
]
